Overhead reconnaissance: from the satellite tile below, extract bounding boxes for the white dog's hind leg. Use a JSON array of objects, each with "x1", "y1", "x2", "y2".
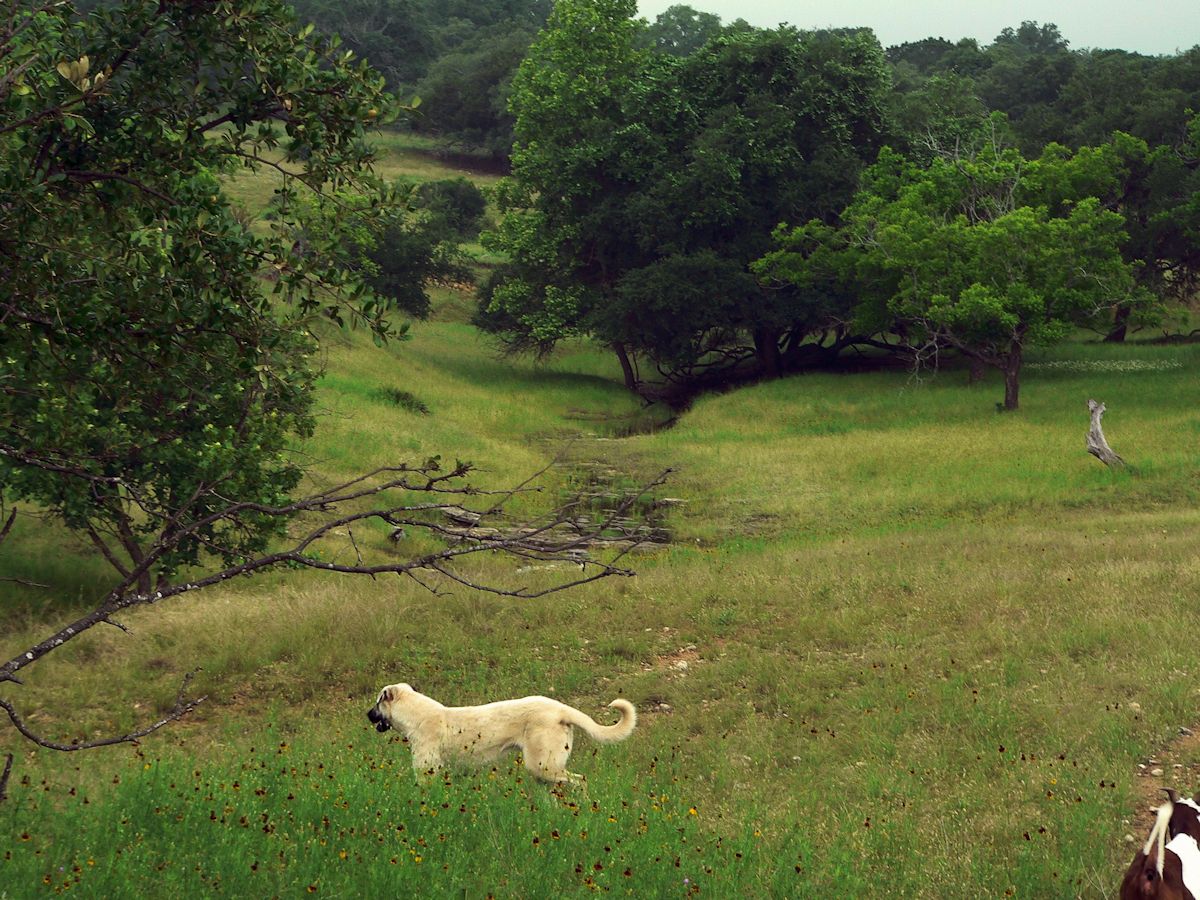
[{"x1": 522, "y1": 724, "x2": 580, "y2": 783}]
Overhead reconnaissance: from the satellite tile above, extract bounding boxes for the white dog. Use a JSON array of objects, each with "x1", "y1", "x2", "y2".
[{"x1": 367, "y1": 682, "x2": 636, "y2": 783}]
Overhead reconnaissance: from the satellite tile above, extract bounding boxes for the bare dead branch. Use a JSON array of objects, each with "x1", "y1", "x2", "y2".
[
  {"x1": 0, "y1": 465, "x2": 673, "y2": 685},
  {"x1": 84, "y1": 522, "x2": 132, "y2": 579},
  {"x1": 0, "y1": 671, "x2": 205, "y2": 753},
  {"x1": 1086, "y1": 399, "x2": 1127, "y2": 469},
  {"x1": 0, "y1": 505, "x2": 33, "y2": 582},
  {"x1": 0, "y1": 751, "x2": 12, "y2": 804},
  {"x1": 104, "y1": 616, "x2": 133, "y2": 635},
  {"x1": 61, "y1": 170, "x2": 174, "y2": 204},
  {"x1": 347, "y1": 527, "x2": 366, "y2": 570}
]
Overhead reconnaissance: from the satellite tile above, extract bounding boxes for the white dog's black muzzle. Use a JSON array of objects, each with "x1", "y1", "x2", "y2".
[{"x1": 367, "y1": 706, "x2": 391, "y2": 733}]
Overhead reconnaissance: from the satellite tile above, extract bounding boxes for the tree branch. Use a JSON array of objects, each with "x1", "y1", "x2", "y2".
[
  {"x1": 60, "y1": 170, "x2": 174, "y2": 204},
  {"x1": 0, "y1": 671, "x2": 205, "y2": 753},
  {"x1": 0, "y1": 465, "x2": 672, "y2": 684},
  {"x1": 0, "y1": 752, "x2": 12, "y2": 804},
  {"x1": 0, "y1": 444, "x2": 126, "y2": 486}
]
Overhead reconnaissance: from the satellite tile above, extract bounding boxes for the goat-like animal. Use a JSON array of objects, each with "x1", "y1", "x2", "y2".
[{"x1": 1121, "y1": 791, "x2": 1200, "y2": 900}]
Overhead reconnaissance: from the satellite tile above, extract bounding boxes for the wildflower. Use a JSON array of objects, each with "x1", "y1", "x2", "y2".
[{"x1": 689, "y1": 807, "x2": 698, "y2": 816}]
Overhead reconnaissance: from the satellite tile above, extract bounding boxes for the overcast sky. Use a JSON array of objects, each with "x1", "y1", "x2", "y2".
[{"x1": 635, "y1": 0, "x2": 1200, "y2": 55}]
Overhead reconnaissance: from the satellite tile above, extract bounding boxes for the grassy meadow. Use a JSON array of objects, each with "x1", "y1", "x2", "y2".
[{"x1": 4, "y1": 132, "x2": 1200, "y2": 897}]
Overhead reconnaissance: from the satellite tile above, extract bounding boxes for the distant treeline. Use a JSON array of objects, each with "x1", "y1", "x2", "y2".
[
  {"x1": 299, "y1": 3, "x2": 1200, "y2": 161},
  {"x1": 887, "y1": 21, "x2": 1200, "y2": 154},
  {"x1": 70, "y1": 2, "x2": 1200, "y2": 159}
]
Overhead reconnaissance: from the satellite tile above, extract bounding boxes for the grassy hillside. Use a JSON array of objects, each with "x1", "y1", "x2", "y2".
[{"x1": 3, "y1": 132, "x2": 1199, "y2": 897}]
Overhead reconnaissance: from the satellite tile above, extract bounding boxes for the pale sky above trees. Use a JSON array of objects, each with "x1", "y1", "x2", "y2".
[{"x1": 635, "y1": 0, "x2": 1200, "y2": 55}]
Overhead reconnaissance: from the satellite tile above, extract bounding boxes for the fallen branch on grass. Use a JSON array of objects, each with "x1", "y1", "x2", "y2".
[{"x1": 1086, "y1": 399, "x2": 1126, "y2": 469}]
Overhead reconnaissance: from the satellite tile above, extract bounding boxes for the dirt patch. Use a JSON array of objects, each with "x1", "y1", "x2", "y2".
[
  {"x1": 1128, "y1": 726, "x2": 1200, "y2": 839},
  {"x1": 647, "y1": 644, "x2": 701, "y2": 676}
]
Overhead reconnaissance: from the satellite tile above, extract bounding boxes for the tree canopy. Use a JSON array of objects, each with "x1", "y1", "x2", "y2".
[
  {"x1": 480, "y1": 0, "x2": 892, "y2": 393},
  {"x1": 0, "y1": 0, "x2": 400, "y2": 591},
  {"x1": 761, "y1": 132, "x2": 1149, "y2": 409}
]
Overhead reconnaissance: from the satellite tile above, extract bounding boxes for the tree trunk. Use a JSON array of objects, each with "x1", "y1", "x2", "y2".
[
  {"x1": 753, "y1": 327, "x2": 782, "y2": 379},
  {"x1": 968, "y1": 355, "x2": 987, "y2": 384},
  {"x1": 1104, "y1": 305, "x2": 1131, "y2": 343},
  {"x1": 115, "y1": 514, "x2": 153, "y2": 595},
  {"x1": 612, "y1": 341, "x2": 637, "y2": 392},
  {"x1": 1002, "y1": 342, "x2": 1022, "y2": 411},
  {"x1": 1086, "y1": 399, "x2": 1126, "y2": 468}
]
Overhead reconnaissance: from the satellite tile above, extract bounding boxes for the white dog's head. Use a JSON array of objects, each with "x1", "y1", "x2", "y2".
[{"x1": 366, "y1": 682, "x2": 414, "y2": 733}]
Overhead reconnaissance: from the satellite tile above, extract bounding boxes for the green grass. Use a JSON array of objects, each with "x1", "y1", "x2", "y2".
[
  {"x1": 640, "y1": 340, "x2": 1200, "y2": 546},
  {"x1": 4, "y1": 134, "x2": 1200, "y2": 897},
  {"x1": 218, "y1": 129, "x2": 504, "y2": 230},
  {"x1": 2, "y1": 730, "x2": 796, "y2": 898},
  {"x1": 369, "y1": 131, "x2": 506, "y2": 188}
]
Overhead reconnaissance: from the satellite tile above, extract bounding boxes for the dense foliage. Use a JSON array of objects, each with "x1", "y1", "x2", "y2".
[
  {"x1": 762, "y1": 136, "x2": 1148, "y2": 409},
  {"x1": 94, "y1": 0, "x2": 1182, "y2": 168},
  {"x1": 265, "y1": 2, "x2": 1200, "y2": 162},
  {"x1": 480, "y1": 0, "x2": 891, "y2": 390},
  {"x1": 0, "y1": 0, "x2": 396, "y2": 590},
  {"x1": 888, "y1": 22, "x2": 1200, "y2": 154}
]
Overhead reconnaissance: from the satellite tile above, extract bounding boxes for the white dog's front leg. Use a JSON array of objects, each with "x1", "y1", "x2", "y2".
[{"x1": 410, "y1": 746, "x2": 442, "y2": 777}]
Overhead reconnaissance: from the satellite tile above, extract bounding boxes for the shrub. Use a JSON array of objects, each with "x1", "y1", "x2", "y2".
[{"x1": 413, "y1": 178, "x2": 488, "y2": 240}]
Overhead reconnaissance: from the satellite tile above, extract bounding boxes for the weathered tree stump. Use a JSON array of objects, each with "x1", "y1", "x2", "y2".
[{"x1": 1086, "y1": 399, "x2": 1126, "y2": 469}]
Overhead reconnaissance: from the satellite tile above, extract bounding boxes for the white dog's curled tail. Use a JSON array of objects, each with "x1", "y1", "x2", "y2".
[{"x1": 566, "y1": 698, "x2": 637, "y2": 743}]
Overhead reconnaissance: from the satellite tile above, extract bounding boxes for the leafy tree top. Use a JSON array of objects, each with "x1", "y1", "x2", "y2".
[{"x1": 0, "y1": 0, "x2": 397, "y2": 588}]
